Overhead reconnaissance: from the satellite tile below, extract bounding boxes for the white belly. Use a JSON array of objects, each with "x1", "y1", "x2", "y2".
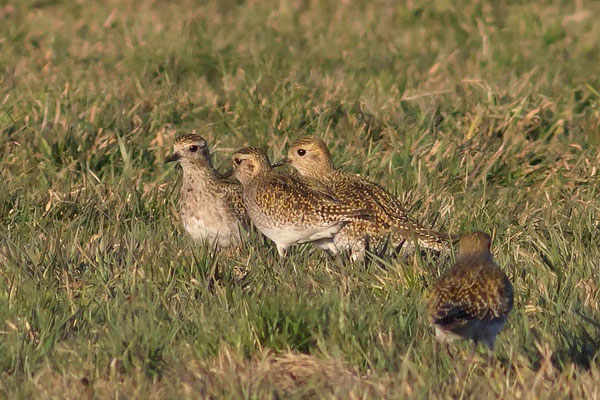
[
  {"x1": 257, "y1": 222, "x2": 345, "y2": 250},
  {"x1": 180, "y1": 194, "x2": 242, "y2": 248},
  {"x1": 183, "y1": 215, "x2": 240, "y2": 247}
]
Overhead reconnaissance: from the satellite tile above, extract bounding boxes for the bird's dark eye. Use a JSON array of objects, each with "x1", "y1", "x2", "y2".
[
  {"x1": 234, "y1": 158, "x2": 242, "y2": 165},
  {"x1": 297, "y1": 149, "x2": 306, "y2": 156},
  {"x1": 189, "y1": 145, "x2": 199, "y2": 153}
]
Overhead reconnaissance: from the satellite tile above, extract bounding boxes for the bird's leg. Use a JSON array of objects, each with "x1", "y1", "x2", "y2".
[
  {"x1": 351, "y1": 240, "x2": 366, "y2": 263},
  {"x1": 379, "y1": 234, "x2": 391, "y2": 259},
  {"x1": 324, "y1": 249, "x2": 337, "y2": 262},
  {"x1": 325, "y1": 241, "x2": 339, "y2": 256},
  {"x1": 467, "y1": 340, "x2": 483, "y2": 365},
  {"x1": 363, "y1": 237, "x2": 372, "y2": 270},
  {"x1": 352, "y1": 250, "x2": 365, "y2": 263},
  {"x1": 276, "y1": 245, "x2": 287, "y2": 258},
  {"x1": 482, "y1": 337, "x2": 496, "y2": 367},
  {"x1": 391, "y1": 239, "x2": 406, "y2": 260},
  {"x1": 444, "y1": 342, "x2": 454, "y2": 359},
  {"x1": 273, "y1": 245, "x2": 289, "y2": 272},
  {"x1": 483, "y1": 335, "x2": 495, "y2": 352},
  {"x1": 434, "y1": 340, "x2": 440, "y2": 378}
]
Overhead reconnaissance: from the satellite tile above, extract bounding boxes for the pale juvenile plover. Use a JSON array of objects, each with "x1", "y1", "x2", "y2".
[{"x1": 166, "y1": 134, "x2": 249, "y2": 248}]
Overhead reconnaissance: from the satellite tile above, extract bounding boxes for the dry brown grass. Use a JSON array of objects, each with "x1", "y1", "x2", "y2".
[{"x1": 27, "y1": 343, "x2": 600, "y2": 399}]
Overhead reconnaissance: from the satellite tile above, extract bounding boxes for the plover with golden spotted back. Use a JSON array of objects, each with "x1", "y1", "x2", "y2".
[
  {"x1": 427, "y1": 232, "x2": 513, "y2": 350},
  {"x1": 230, "y1": 147, "x2": 371, "y2": 257},
  {"x1": 273, "y1": 136, "x2": 451, "y2": 260},
  {"x1": 166, "y1": 134, "x2": 249, "y2": 248}
]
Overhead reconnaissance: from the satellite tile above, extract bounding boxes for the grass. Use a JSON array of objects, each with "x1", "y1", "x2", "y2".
[{"x1": 1, "y1": 0, "x2": 599, "y2": 397}]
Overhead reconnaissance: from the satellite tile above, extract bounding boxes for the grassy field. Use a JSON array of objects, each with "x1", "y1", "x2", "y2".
[{"x1": 1, "y1": 0, "x2": 600, "y2": 398}]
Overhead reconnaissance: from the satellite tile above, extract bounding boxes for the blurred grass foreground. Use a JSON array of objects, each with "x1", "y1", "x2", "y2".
[{"x1": 1, "y1": 0, "x2": 600, "y2": 398}]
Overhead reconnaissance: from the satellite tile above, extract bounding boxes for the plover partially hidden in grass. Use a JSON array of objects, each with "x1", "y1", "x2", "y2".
[
  {"x1": 166, "y1": 134, "x2": 249, "y2": 249},
  {"x1": 229, "y1": 147, "x2": 372, "y2": 257},
  {"x1": 427, "y1": 232, "x2": 513, "y2": 350},
  {"x1": 273, "y1": 136, "x2": 451, "y2": 260}
]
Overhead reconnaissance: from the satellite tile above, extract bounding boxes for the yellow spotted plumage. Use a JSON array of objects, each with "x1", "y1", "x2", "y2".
[
  {"x1": 230, "y1": 147, "x2": 372, "y2": 257},
  {"x1": 427, "y1": 232, "x2": 514, "y2": 349},
  {"x1": 274, "y1": 137, "x2": 451, "y2": 260}
]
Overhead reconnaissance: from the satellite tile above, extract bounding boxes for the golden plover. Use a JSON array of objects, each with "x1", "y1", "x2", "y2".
[
  {"x1": 166, "y1": 134, "x2": 249, "y2": 248},
  {"x1": 230, "y1": 147, "x2": 371, "y2": 257},
  {"x1": 427, "y1": 232, "x2": 514, "y2": 350},
  {"x1": 273, "y1": 136, "x2": 450, "y2": 260}
]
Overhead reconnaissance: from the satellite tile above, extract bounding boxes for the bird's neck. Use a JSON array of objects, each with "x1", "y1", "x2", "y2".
[
  {"x1": 251, "y1": 168, "x2": 272, "y2": 184},
  {"x1": 181, "y1": 162, "x2": 221, "y2": 188},
  {"x1": 303, "y1": 163, "x2": 336, "y2": 181},
  {"x1": 457, "y1": 252, "x2": 492, "y2": 264},
  {"x1": 236, "y1": 167, "x2": 268, "y2": 188}
]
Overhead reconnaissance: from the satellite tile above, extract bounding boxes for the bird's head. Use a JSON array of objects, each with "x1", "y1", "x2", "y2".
[
  {"x1": 230, "y1": 147, "x2": 272, "y2": 185},
  {"x1": 165, "y1": 134, "x2": 211, "y2": 168},
  {"x1": 458, "y1": 231, "x2": 492, "y2": 258},
  {"x1": 272, "y1": 136, "x2": 335, "y2": 178}
]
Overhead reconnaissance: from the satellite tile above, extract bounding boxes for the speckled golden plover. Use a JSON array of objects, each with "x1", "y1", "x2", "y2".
[
  {"x1": 427, "y1": 232, "x2": 513, "y2": 350},
  {"x1": 166, "y1": 134, "x2": 249, "y2": 248},
  {"x1": 273, "y1": 136, "x2": 451, "y2": 260},
  {"x1": 230, "y1": 147, "x2": 371, "y2": 257}
]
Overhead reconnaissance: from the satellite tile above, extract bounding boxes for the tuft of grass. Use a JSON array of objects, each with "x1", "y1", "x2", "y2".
[{"x1": 1, "y1": 0, "x2": 599, "y2": 397}]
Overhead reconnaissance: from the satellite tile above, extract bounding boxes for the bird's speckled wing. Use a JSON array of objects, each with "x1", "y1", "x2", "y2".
[
  {"x1": 224, "y1": 184, "x2": 251, "y2": 229},
  {"x1": 212, "y1": 178, "x2": 251, "y2": 229},
  {"x1": 328, "y1": 172, "x2": 405, "y2": 223},
  {"x1": 253, "y1": 173, "x2": 371, "y2": 223},
  {"x1": 331, "y1": 171, "x2": 450, "y2": 250}
]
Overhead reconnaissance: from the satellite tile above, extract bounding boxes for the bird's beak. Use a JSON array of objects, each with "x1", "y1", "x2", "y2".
[
  {"x1": 272, "y1": 157, "x2": 290, "y2": 168},
  {"x1": 222, "y1": 168, "x2": 234, "y2": 178},
  {"x1": 165, "y1": 152, "x2": 181, "y2": 164}
]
